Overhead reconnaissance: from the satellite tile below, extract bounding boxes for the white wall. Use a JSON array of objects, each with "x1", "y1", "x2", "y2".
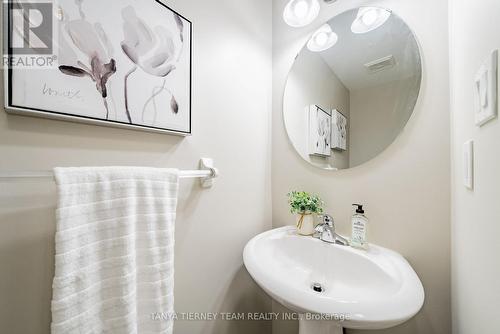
[
  {"x1": 349, "y1": 76, "x2": 420, "y2": 167},
  {"x1": 0, "y1": 1, "x2": 273, "y2": 333},
  {"x1": 449, "y1": 1, "x2": 500, "y2": 333},
  {"x1": 272, "y1": 1, "x2": 451, "y2": 334},
  {"x1": 284, "y1": 50, "x2": 350, "y2": 169}
]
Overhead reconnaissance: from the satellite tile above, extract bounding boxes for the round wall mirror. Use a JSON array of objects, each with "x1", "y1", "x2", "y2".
[{"x1": 283, "y1": 7, "x2": 422, "y2": 170}]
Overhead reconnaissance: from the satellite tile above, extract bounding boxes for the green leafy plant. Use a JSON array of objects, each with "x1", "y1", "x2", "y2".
[{"x1": 287, "y1": 191, "x2": 324, "y2": 215}]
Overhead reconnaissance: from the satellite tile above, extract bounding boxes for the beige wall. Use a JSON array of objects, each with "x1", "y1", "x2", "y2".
[
  {"x1": 449, "y1": 1, "x2": 500, "y2": 333},
  {"x1": 0, "y1": 1, "x2": 273, "y2": 333},
  {"x1": 349, "y1": 76, "x2": 420, "y2": 167},
  {"x1": 272, "y1": 1, "x2": 451, "y2": 334},
  {"x1": 284, "y1": 49, "x2": 350, "y2": 169}
]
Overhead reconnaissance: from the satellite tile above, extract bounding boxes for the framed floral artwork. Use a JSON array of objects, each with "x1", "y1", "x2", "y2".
[
  {"x1": 308, "y1": 105, "x2": 331, "y2": 157},
  {"x1": 331, "y1": 109, "x2": 347, "y2": 151},
  {"x1": 4, "y1": 0, "x2": 192, "y2": 135}
]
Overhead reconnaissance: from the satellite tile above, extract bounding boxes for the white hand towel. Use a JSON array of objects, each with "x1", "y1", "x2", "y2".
[{"x1": 51, "y1": 167, "x2": 179, "y2": 334}]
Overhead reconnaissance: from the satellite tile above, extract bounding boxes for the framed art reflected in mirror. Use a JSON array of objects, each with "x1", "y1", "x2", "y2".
[
  {"x1": 308, "y1": 105, "x2": 332, "y2": 157},
  {"x1": 331, "y1": 109, "x2": 347, "y2": 151}
]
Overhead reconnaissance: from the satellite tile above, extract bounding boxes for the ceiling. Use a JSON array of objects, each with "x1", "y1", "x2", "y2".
[{"x1": 315, "y1": 9, "x2": 421, "y2": 91}]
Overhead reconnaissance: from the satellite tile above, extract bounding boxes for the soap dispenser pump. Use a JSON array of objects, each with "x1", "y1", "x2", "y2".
[{"x1": 351, "y1": 204, "x2": 369, "y2": 249}]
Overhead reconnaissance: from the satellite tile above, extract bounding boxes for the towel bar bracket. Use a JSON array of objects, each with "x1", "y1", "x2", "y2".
[{"x1": 199, "y1": 158, "x2": 219, "y2": 188}]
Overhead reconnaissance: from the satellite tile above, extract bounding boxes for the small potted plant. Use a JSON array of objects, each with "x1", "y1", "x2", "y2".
[{"x1": 287, "y1": 191, "x2": 324, "y2": 235}]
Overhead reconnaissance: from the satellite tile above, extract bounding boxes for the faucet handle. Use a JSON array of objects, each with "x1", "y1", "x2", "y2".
[
  {"x1": 314, "y1": 223, "x2": 325, "y2": 233},
  {"x1": 313, "y1": 214, "x2": 335, "y2": 238},
  {"x1": 321, "y1": 214, "x2": 334, "y2": 227}
]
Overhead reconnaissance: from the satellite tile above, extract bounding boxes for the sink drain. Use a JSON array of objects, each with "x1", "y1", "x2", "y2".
[{"x1": 311, "y1": 283, "x2": 324, "y2": 293}]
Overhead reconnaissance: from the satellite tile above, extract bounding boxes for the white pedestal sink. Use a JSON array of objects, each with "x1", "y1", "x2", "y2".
[{"x1": 243, "y1": 227, "x2": 424, "y2": 334}]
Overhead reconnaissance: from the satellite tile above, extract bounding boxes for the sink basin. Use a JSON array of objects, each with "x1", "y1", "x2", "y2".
[{"x1": 243, "y1": 227, "x2": 424, "y2": 333}]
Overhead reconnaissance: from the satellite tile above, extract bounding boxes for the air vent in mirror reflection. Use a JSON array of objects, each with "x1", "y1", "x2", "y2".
[{"x1": 364, "y1": 55, "x2": 396, "y2": 74}]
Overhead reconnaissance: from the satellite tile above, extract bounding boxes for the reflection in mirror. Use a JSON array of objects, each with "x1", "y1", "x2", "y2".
[{"x1": 284, "y1": 7, "x2": 421, "y2": 170}]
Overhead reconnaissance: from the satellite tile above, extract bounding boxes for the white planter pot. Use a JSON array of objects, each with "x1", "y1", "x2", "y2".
[{"x1": 296, "y1": 213, "x2": 315, "y2": 236}]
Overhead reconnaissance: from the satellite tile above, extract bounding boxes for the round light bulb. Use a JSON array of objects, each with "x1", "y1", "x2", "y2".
[
  {"x1": 314, "y1": 32, "x2": 329, "y2": 46},
  {"x1": 293, "y1": 0, "x2": 309, "y2": 19},
  {"x1": 307, "y1": 24, "x2": 338, "y2": 52},
  {"x1": 351, "y1": 7, "x2": 391, "y2": 34},
  {"x1": 361, "y1": 9, "x2": 378, "y2": 26},
  {"x1": 283, "y1": 0, "x2": 320, "y2": 28}
]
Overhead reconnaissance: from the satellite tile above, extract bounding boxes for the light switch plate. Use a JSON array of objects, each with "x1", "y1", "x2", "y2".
[
  {"x1": 463, "y1": 140, "x2": 474, "y2": 189},
  {"x1": 474, "y1": 50, "x2": 498, "y2": 126}
]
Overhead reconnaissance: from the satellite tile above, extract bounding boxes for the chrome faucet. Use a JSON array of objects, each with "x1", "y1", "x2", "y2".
[{"x1": 313, "y1": 214, "x2": 349, "y2": 246}]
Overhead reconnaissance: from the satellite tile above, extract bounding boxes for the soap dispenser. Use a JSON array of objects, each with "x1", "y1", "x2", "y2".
[{"x1": 351, "y1": 204, "x2": 369, "y2": 249}]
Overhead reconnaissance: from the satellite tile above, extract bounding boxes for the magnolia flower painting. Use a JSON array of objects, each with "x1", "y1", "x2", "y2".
[
  {"x1": 58, "y1": 19, "x2": 117, "y2": 119},
  {"x1": 7, "y1": 0, "x2": 192, "y2": 135}
]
